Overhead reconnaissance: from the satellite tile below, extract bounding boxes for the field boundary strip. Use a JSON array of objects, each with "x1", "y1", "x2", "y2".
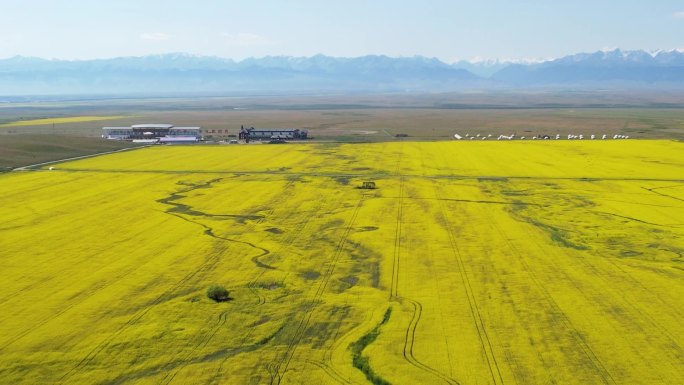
[
  {"x1": 11, "y1": 145, "x2": 149, "y2": 171},
  {"x1": 32, "y1": 166, "x2": 684, "y2": 184}
]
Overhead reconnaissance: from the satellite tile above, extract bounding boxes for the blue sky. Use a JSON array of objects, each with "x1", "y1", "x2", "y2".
[{"x1": 1, "y1": 0, "x2": 683, "y2": 61}]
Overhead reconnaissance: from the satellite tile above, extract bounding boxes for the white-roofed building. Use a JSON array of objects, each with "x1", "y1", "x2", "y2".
[
  {"x1": 102, "y1": 127, "x2": 133, "y2": 139},
  {"x1": 103, "y1": 124, "x2": 201, "y2": 141}
]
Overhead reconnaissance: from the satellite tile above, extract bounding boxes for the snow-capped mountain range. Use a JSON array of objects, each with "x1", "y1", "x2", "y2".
[{"x1": 1, "y1": 49, "x2": 683, "y2": 95}]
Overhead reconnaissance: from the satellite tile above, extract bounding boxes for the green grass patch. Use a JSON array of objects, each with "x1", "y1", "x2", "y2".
[{"x1": 349, "y1": 307, "x2": 393, "y2": 385}]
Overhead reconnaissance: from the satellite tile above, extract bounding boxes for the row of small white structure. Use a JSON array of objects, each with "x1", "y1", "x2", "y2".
[
  {"x1": 565, "y1": 134, "x2": 629, "y2": 140},
  {"x1": 453, "y1": 133, "x2": 630, "y2": 140}
]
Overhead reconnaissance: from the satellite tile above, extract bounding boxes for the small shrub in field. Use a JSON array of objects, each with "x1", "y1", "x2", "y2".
[{"x1": 207, "y1": 285, "x2": 230, "y2": 302}]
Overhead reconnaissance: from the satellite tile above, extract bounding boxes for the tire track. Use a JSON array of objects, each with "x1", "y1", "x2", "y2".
[
  {"x1": 1, "y1": 271, "x2": 136, "y2": 350},
  {"x1": 209, "y1": 187, "x2": 329, "y2": 385},
  {"x1": 484, "y1": 200, "x2": 617, "y2": 385},
  {"x1": 587, "y1": 264, "x2": 684, "y2": 355},
  {"x1": 0, "y1": 196, "x2": 176, "y2": 312},
  {"x1": 268, "y1": 198, "x2": 364, "y2": 385},
  {"x1": 469, "y1": 200, "x2": 572, "y2": 383},
  {"x1": 319, "y1": 304, "x2": 379, "y2": 385},
  {"x1": 400, "y1": 139, "x2": 459, "y2": 384},
  {"x1": 390, "y1": 142, "x2": 405, "y2": 300},
  {"x1": 389, "y1": 176, "x2": 404, "y2": 299},
  {"x1": 434, "y1": 183, "x2": 505, "y2": 385},
  {"x1": 315, "y1": 304, "x2": 354, "y2": 385},
  {"x1": 505, "y1": 198, "x2": 682, "y2": 362},
  {"x1": 402, "y1": 298, "x2": 461, "y2": 385},
  {"x1": 246, "y1": 177, "x2": 299, "y2": 306},
  {"x1": 152, "y1": 225, "x2": 264, "y2": 385},
  {"x1": 574, "y1": 250, "x2": 683, "y2": 355},
  {"x1": 150, "y1": 175, "x2": 297, "y2": 384},
  {"x1": 58, "y1": 241, "x2": 224, "y2": 384},
  {"x1": 0, "y1": 238, "x2": 165, "y2": 350},
  {"x1": 388, "y1": 173, "x2": 459, "y2": 385},
  {"x1": 153, "y1": 198, "x2": 285, "y2": 384},
  {"x1": 269, "y1": 200, "x2": 363, "y2": 384},
  {"x1": 59, "y1": 179, "x2": 265, "y2": 383},
  {"x1": 157, "y1": 310, "x2": 230, "y2": 385},
  {"x1": 421, "y1": 207, "x2": 457, "y2": 381},
  {"x1": 304, "y1": 359, "x2": 351, "y2": 385},
  {"x1": 642, "y1": 185, "x2": 684, "y2": 203},
  {"x1": 599, "y1": 254, "x2": 683, "y2": 319},
  {"x1": 505, "y1": 182, "x2": 683, "y2": 376},
  {"x1": 594, "y1": 211, "x2": 684, "y2": 227}
]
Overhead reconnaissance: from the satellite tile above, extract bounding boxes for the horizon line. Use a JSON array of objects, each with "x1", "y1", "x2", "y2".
[{"x1": 2, "y1": 47, "x2": 684, "y2": 65}]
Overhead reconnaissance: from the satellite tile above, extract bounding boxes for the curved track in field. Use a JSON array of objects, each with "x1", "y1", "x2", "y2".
[
  {"x1": 318, "y1": 305, "x2": 380, "y2": 385},
  {"x1": 402, "y1": 298, "x2": 461, "y2": 385},
  {"x1": 382, "y1": 146, "x2": 460, "y2": 385},
  {"x1": 388, "y1": 167, "x2": 460, "y2": 385},
  {"x1": 304, "y1": 359, "x2": 352, "y2": 385}
]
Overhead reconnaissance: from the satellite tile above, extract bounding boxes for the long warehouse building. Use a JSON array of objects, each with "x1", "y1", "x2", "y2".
[{"x1": 103, "y1": 124, "x2": 201, "y2": 141}]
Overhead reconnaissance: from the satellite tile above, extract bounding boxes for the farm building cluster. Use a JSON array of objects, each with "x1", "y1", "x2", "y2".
[
  {"x1": 238, "y1": 126, "x2": 308, "y2": 142},
  {"x1": 102, "y1": 124, "x2": 308, "y2": 143},
  {"x1": 102, "y1": 124, "x2": 200, "y2": 143}
]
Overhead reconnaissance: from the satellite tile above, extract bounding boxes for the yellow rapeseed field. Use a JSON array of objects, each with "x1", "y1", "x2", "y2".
[
  {"x1": 0, "y1": 140, "x2": 682, "y2": 384},
  {"x1": 0, "y1": 116, "x2": 130, "y2": 127}
]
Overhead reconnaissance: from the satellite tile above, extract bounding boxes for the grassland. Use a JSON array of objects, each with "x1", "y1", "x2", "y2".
[
  {"x1": 0, "y1": 135, "x2": 140, "y2": 170},
  {"x1": 0, "y1": 140, "x2": 682, "y2": 384},
  {"x1": 1, "y1": 92, "x2": 684, "y2": 140},
  {"x1": 0, "y1": 115, "x2": 130, "y2": 128}
]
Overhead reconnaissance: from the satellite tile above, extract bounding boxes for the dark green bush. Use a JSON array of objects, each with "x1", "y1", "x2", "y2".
[{"x1": 206, "y1": 284, "x2": 230, "y2": 302}]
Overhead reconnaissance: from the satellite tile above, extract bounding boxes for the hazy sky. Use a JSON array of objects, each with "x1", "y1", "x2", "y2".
[{"x1": 1, "y1": 0, "x2": 683, "y2": 62}]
